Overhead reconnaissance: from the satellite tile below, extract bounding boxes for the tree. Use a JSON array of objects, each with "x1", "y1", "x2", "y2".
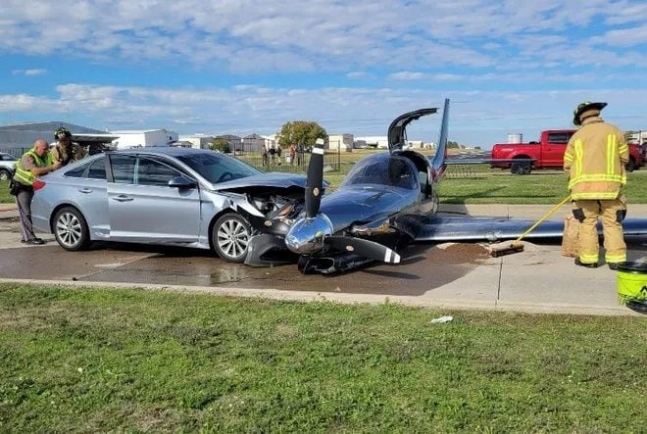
[
  {"x1": 209, "y1": 138, "x2": 231, "y2": 153},
  {"x1": 447, "y1": 140, "x2": 460, "y2": 149},
  {"x1": 277, "y1": 121, "x2": 327, "y2": 148}
]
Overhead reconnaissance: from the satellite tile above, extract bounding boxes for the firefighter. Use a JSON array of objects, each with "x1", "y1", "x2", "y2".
[
  {"x1": 564, "y1": 101, "x2": 628, "y2": 269},
  {"x1": 50, "y1": 127, "x2": 86, "y2": 166},
  {"x1": 11, "y1": 139, "x2": 61, "y2": 244}
]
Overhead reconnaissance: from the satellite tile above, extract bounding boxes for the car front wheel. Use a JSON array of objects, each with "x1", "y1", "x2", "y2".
[
  {"x1": 0, "y1": 169, "x2": 11, "y2": 181},
  {"x1": 212, "y1": 212, "x2": 252, "y2": 263},
  {"x1": 53, "y1": 206, "x2": 91, "y2": 251}
]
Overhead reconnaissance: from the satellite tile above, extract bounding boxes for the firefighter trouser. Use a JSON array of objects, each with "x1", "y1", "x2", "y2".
[{"x1": 572, "y1": 198, "x2": 627, "y2": 265}]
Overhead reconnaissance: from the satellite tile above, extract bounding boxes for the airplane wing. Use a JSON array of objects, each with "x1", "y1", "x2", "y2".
[{"x1": 414, "y1": 215, "x2": 647, "y2": 242}]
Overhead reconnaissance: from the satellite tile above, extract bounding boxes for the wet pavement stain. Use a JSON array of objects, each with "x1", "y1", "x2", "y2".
[
  {"x1": 0, "y1": 228, "x2": 493, "y2": 296},
  {"x1": 66, "y1": 242, "x2": 492, "y2": 296}
]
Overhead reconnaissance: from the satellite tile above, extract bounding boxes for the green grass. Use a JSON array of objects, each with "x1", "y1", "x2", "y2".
[
  {"x1": 0, "y1": 180, "x2": 11, "y2": 205},
  {"x1": 1, "y1": 284, "x2": 647, "y2": 433},
  {"x1": 438, "y1": 167, "x2": 647, "y2": 204}
]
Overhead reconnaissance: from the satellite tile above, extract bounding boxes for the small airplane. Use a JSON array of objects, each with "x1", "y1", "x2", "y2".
[{"x1": 240, "y1": 98, "x2": 647, "y2": 274}]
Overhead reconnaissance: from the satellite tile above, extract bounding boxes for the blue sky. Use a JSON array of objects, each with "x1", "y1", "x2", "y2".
[{"x1": 1, "y1": 0, "x2": 647, "y2": 149}]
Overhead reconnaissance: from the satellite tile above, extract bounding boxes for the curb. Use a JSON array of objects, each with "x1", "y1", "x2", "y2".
[{"x1": 0, "y1": 278, "x2": 640, "y2": 317}]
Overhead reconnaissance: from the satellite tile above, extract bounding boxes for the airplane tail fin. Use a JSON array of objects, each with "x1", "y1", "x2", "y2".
[{"x1": 431, "y1": 98, "x2": 450, "y2": 180}]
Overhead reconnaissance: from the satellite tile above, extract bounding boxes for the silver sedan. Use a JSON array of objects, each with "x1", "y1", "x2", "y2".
[
  {"x1": 31, "y1": 147, "x2": 308, "y2": 262},
  {"x1": 0, "y1": 152, "x2": 17, "y2": 181}
]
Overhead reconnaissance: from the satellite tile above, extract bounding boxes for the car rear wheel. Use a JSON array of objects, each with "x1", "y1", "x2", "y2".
[
  {"x1": 53, "y1": 206, "x2": 91, "y2": 251},
  {"x1": 625, "y1": 158, "x2": 636, "y2": 172},
  {"x1": 0, "y1": 169, "x2": 10, "y2": 181},
  {"x1": 510, "y1": 161, "x2": 532, "y2": 175},
  {"x1": 212, "y1": 212, "x2": 252, "y2": 263}
]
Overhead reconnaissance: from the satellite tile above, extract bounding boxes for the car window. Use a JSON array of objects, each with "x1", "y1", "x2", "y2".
[
  {"x1": 87, "y1": 157, "x2": 106, "y2": 179},
  {"x1": 137, "y1": 158, "x2": 183, "y2": 186},
  {"x1": 110, "y1": 155, "x2": 136, "y2": 184},
  {"x1": 176, "y1": 152, "x2": 259, "y2": 183},
  {"x1": 547, "y1": 132, "x2": 573, "y2": 144},
  {"x1": 64, "y1": 161, "x2": 93, "y2": 177}
]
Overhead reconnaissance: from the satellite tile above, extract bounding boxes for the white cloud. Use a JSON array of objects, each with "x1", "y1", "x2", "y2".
[
  {"x1": 0, "y1": 0, "x2": 645, "y2": 73},
  {"x1": 2, "y1": 1, "x2": 647, "y2": 148},
  {"x1": 11, "y1": 68, "x2": 47, "y2": 76}
]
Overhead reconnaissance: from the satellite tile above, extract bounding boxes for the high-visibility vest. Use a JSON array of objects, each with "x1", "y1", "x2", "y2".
[{"x1": 13, "y1": 150, "x2": 52, "y2": 186}]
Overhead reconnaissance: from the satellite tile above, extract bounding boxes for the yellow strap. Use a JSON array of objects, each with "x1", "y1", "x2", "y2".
[{"x1": 512, "y1": 195, "x2": 572, "y2": 244}]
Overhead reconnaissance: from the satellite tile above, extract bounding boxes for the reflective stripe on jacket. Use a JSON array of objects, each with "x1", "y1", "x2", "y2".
[
  {"x1": 563, "y1": 118, "x2": 628, "y2": 200},
  {"x1": 13, "y1": 150, "x2": 52, "y2": 186}
]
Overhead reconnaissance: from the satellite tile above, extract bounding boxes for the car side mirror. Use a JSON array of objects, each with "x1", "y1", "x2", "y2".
[{"x1": 168, "y1": 176, "x2": 197, "y2": 189}]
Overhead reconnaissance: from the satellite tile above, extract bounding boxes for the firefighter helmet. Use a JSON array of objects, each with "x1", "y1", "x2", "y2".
[
  {"x1": 573, "y1": 101, "x2": 607, "y2": 126},
  {"x1": 54, "y1": 127, "x2": 72, "y2": 140}
]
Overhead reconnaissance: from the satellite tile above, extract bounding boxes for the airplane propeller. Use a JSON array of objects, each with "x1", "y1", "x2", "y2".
[
  {"x1": 305, "y1": 139, "x2": 325, "y2": 218},
  {"x1": 298, "y1": 138, "x2": 401, "y2": 265},
  {"x1": 325, "y1": 236, "x2": 401, "y2": 264}
]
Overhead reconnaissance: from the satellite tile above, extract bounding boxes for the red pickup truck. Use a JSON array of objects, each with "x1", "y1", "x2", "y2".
[{"x1": 491, "y1": 129, "x2": 644, "y2": 175}]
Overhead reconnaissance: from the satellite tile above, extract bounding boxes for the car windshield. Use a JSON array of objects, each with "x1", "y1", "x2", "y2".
[
  {"x1": 341, "y1": 156, "x2": 418, "y2": 190},
  {"x1": 176, "y1": 152, "x2": 261, "y2": 183}
]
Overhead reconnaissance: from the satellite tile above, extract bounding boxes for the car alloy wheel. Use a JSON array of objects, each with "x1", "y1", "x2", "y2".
[
  {"x1": 0, "y1": 169, "x2": 10, "y2": 181},
  {"x1": 213, "y1": 212, "x2": 251, "y2": 263},
  {"x1": 53, "y1": 207, "x2": 90, "y2": 251}
]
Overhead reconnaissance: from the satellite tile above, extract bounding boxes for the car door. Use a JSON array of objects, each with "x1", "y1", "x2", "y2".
[
  {"x1": 107, "y1": 154, "x2": 201, "y2": 244},
  {"x1": 65, "y1": 156, "x2": 111, "y2": 238},
  {"x1": 544, "y1": 131, "x2": 573, "y2": 167}
]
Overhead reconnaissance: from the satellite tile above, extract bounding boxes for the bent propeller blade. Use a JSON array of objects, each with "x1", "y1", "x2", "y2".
[
  {"x1": 305, "y1": 139, "x2": 325, "y2": 218},
  {"x1": 325, "y1": 236, "x2": 401, "y2": 264}
]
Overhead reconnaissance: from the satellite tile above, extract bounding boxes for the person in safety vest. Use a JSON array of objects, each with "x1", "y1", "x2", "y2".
[
  {"x1": 50, "y1": 127, "x2": 86, "y2": 166},
  {"x1": 11, "y1": 139, "x2": 61, "y2": 245},
  {"x1": 564, "y1": 101, "x2": 628, "y2": 269}
]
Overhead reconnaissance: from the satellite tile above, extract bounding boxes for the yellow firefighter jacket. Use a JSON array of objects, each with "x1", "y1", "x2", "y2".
[{"x1": 563, "y1": 117, "x2": 628, "y2": 200}]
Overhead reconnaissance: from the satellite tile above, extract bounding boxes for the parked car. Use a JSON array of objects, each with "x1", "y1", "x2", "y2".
[
  {"x1": 353, "y1": 140, "x2": 368, "y2": 149},
  {"x1": 31, "y1": 147, "x2": 309, "y2": 262},
  {"x1": 0, "y1": 152, "x2": 17, "y2": 181}
]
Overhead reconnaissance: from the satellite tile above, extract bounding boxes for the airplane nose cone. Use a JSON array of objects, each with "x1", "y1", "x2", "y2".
[{"x1": 285, "y1": 214, "x2": 333, "y2": 255}]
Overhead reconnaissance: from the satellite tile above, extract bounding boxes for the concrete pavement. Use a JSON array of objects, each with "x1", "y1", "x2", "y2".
[{"x1": 1, "y1": 202, "x2": 647, "y2": 317}]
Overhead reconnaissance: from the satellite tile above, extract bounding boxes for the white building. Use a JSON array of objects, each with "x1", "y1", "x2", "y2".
[
  {"x1": 627, "y1": 131, "x2": 647, "y2": 144},
  {"x1": 327, "y1": 134, "x2": 353, "y2": 151},
  {"x1": 355, "y1": 136, "x2": 389, "y2": 148},
  {"x1": 111, "y1": 129, "x2": 178, "y2": 149},
  {"x1": 178, "y1": 134, "x2": 214, "y2": 149}
]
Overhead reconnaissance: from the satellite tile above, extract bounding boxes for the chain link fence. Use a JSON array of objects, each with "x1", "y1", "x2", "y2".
[{"x1": 2, "y1": 146, "x2": 481, "y2": 179}]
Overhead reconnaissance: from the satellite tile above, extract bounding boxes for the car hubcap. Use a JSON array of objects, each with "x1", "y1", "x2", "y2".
[
  {"x1": 0, "y1": 172, "x2": 8, "y2": 181},
  {"x1": 217, "y1": 219, "x2": 250, "y2": 259},
  {"x1": 56, "y1": 212, "x2": 82, "y2": 247}
]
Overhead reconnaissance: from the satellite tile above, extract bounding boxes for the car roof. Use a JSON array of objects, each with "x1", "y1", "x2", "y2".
[{"x1": 112, "y1": 147, "x2": 214, "y2": 157}]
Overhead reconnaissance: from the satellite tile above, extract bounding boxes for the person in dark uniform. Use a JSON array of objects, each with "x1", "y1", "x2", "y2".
[{"x1": 11, "y1": 139, "x2": 61, "y2": 244}]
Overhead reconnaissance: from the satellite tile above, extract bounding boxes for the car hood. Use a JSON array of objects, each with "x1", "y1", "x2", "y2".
[{"x1": 208, "y1": 172, "x2": 311, "y2": 191}]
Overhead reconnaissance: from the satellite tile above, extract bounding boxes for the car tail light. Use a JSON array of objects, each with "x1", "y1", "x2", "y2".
[{"x1": 33, "y1": 180, "x2": 46, "y2": 191}]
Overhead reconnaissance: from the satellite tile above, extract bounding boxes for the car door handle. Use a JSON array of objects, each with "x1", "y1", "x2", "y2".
[
  {"x1": 79, "y1": 188, "x2": 93, "y2": 194},
  {"x1": 112, "y1": 195, "x2": 134, "y2": 202}
]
